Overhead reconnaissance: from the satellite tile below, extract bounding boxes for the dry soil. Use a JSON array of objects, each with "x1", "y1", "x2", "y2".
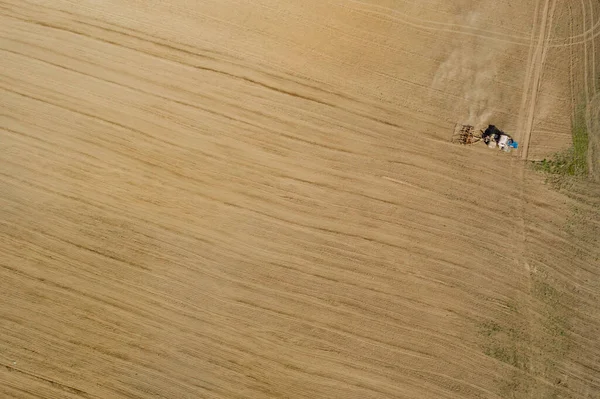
[{"x1": 1, "y1": 0, "x2": 600, "y2": 398}]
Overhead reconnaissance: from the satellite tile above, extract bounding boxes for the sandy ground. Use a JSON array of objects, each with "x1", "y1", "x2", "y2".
[{"x1": 1, "y1": 0, "x2": 600, "y2": 398}]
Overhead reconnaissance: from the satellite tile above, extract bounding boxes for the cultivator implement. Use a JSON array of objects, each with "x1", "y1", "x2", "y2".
[{"x1": 451, "y1": 124, "x2": 481, "y2": 145}]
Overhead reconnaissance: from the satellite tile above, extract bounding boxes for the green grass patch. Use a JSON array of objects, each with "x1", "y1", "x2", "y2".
[
  {"x1": 531, "y1": 103, "x2": 589, "y2": 177},
  {"x1": 484, "y1": 346, "x2": 527, "y2": 368},
  {"x1": 572, "y1": 103, "x2": 589, "y2": 174},
  {"x1": 480, "y1": 320, "x2": 503, "y2": 336},
  {"x1": 479, "y1": 320, "x2": 530, "y2": 369}
]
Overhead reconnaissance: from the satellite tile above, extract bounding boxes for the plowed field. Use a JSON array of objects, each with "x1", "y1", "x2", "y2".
[{"x1": 1, "y1": 1, "x2": 599, "y2": 398}]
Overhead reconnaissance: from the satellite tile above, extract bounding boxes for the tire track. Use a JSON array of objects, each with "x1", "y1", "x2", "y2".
[
  {"x1": 581, "y1": 0, "x2": 591, "y2": 106},
  {"x1": 584, "y1": 0, "x2": 599, "y2": 177},
  {"x1": 342, "y1": 0, "x2": 600, "y2": 48},
  {"x1": 588, "y1": 0, "x2": 597, "y2": 92},
  {"x1": 516, "y1": 0, "x2": 543, "y2": 159},
  {"x1": 518, "y1": 0, "x2": 557, "y2": 160}
]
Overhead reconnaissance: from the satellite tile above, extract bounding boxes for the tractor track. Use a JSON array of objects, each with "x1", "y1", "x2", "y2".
[{"x1": 518, "y1": 0, "x2": 558, "y2": 161}]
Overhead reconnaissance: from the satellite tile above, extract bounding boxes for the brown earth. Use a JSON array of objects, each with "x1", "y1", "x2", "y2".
[{"x1": 1, "y1": 0, "x2": 600, "y2": 398}]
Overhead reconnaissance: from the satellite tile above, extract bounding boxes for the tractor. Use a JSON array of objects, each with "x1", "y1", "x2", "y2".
[{"x1": 452, "y1": 124, "x2": 518, "y2": 152}]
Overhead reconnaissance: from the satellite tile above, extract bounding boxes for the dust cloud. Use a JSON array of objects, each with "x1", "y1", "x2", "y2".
[{"x1": 432, "y1": 11, "x2": 506, "y2": 128}]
